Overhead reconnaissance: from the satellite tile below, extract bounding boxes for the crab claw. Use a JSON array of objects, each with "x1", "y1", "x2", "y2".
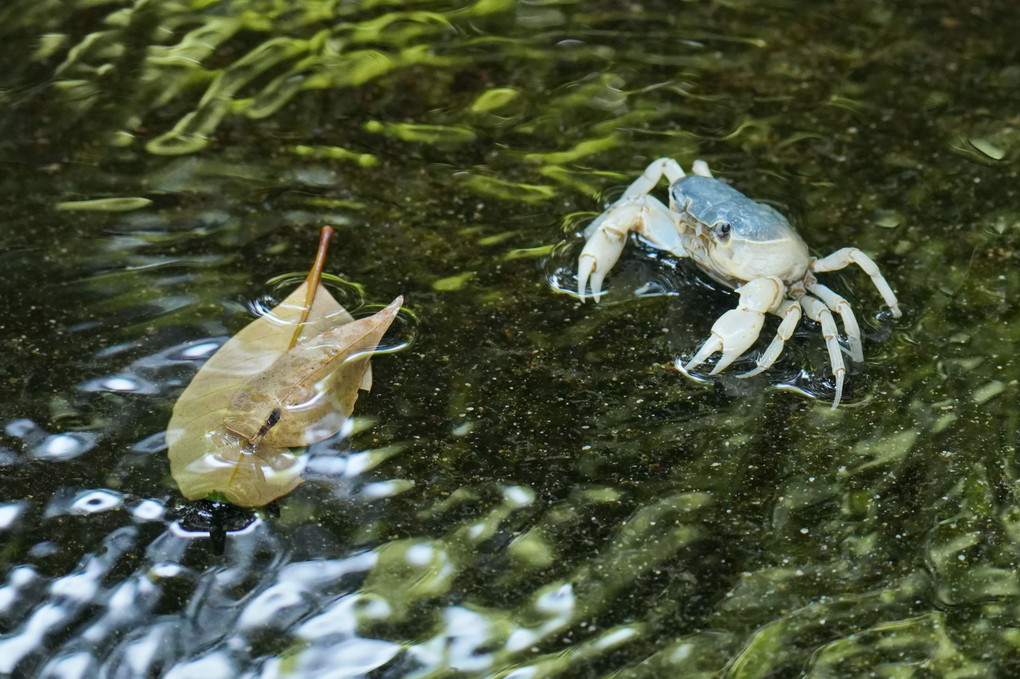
[
  {"x1": 684, "y1": 307, "x2": 767, "y2": 374},
  {"x1": 577, "y1": 222, "x2": 627, "y2": 302},
  {"x1": 683, "y1": 277, "x2": 785, "y2": 375}
]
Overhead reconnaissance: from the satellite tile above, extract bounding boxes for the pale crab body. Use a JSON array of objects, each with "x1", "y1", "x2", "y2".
[
  {"x1": 670, "y1": 175, "x2": 810, "y2": 287},
  {"x1": 577, "y1": 158, "x2": 901, "y2": 407}
]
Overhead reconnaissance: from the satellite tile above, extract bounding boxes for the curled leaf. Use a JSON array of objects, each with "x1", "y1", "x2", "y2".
[
  {"x1": 224, "y1": 297, "x2": 402, "y2": 448},
  {"x1": 166, "y1": 228, "x2": 402, "y2": 507}
]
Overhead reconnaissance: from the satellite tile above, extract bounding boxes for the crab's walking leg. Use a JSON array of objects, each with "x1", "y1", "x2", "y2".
[
  {"x1": 684, "y1": 276, "x2": 785, "y2": 375},
  {"x1": 801, "y1": 295, "x2": 845, "y2": 408},
  {"x1": 812, "y1": 248, "x2": 901, "y2": 318},
  {"x1": 739, "y1": 299, "x2": 802, "y2": 378},
  {"x1": 619, "y1": 157, "x2": 687, "y2": 199},
  {"x1": 691, "y1": 160, "x2": 713, "y2": 177},
  {"x1": 806, "y1": 281, "x2": 863, "y2": 362}
]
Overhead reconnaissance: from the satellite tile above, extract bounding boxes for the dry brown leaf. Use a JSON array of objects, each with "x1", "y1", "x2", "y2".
[
  {"x1": 166, "y1": 228, "x2": 402, "y2": 507},
  {"x1": 223, "y1": 298, "x2": 402, "y2": 448}
]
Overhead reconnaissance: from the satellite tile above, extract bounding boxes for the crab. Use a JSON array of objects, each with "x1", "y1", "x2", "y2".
[{"x1": 576, "y1": 158, "x2": 901, "y2": 407}]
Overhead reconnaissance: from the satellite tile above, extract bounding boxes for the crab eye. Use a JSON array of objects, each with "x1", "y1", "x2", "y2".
[{"x1": 714, "y1": 222, "x2": 732, "y2": 240}]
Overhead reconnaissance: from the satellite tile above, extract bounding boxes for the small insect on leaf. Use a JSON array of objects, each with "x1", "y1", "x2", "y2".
[
  {"x1": 223, "y1": 296, "x2": 403, "y2": 448},
  {"x1": 166, "y1": 227, "x2": 404, "y2": 507}
]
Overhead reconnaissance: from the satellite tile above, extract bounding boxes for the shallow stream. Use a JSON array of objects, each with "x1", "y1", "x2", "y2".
[{"x1": 2, "y1": 0, "x2": 1020, "y2": 676}]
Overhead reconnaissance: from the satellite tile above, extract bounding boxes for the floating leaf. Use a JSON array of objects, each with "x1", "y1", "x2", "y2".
[
  {"x1": 223, "y1": 298, "x2": 401, "y2": 448},
  {"x1": 166, "y1": 228, "x2": 402, "y2": 507}
]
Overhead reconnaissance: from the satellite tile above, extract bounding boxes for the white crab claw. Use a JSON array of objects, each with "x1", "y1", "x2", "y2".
[
  {"x1": 577, "y1": 225, "x2": 627, "y2": 302},
  {"x1": 683, "y1": 277, "x2": 784, "y2": 376},
  {"x1": 577, "y1": 254, "x2": 602, "y2": 303},
  {"x1": 684, "y1": 307, "x2": 766, "y2": 374}
]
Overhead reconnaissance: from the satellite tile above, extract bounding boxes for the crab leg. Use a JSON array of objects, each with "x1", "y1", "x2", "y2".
[
  {"x1": 739, "y1": 299, "x2": 802, "y2": 378},
  {"x1": 620, "y1": 157, "x2": 688, "y2": 199},
  {"x1": 691, "y1": 159, "x2": 713, "y2": 177},
  {"x1": 684, "y1": 276, "x2": 785, "y2": 375},
  {"x1": 806, "y1": 281, "x2": 863, "y2": 362},
  {"x1": 801, "y1": 295, "x2": 845, "y2": 408},
  {"x1": 812, "y1": 248, "x2": 902, "y2": 318}
]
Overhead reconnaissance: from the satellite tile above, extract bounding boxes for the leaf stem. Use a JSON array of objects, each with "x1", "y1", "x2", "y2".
[{"x1": 289, "y1": 226, "x2": 334, "y2": 349}]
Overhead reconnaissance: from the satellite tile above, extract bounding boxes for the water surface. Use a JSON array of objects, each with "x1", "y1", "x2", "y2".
[{"x1": 2, "y1": 0, "x2": 1019, "y2": 676}]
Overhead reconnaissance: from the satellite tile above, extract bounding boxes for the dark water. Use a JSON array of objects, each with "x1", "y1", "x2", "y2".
[{"x1": 2, "y1": 0, "x2": 1020, "y2": 676}]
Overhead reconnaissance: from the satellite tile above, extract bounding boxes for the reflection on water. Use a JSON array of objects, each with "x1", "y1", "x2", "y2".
[
  {"x1": 3, "y1": 0, "x2": 1020, "y2": 676},
  {"x1": 4, "y1": 421, "x2": 98, "y2": 462}
]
